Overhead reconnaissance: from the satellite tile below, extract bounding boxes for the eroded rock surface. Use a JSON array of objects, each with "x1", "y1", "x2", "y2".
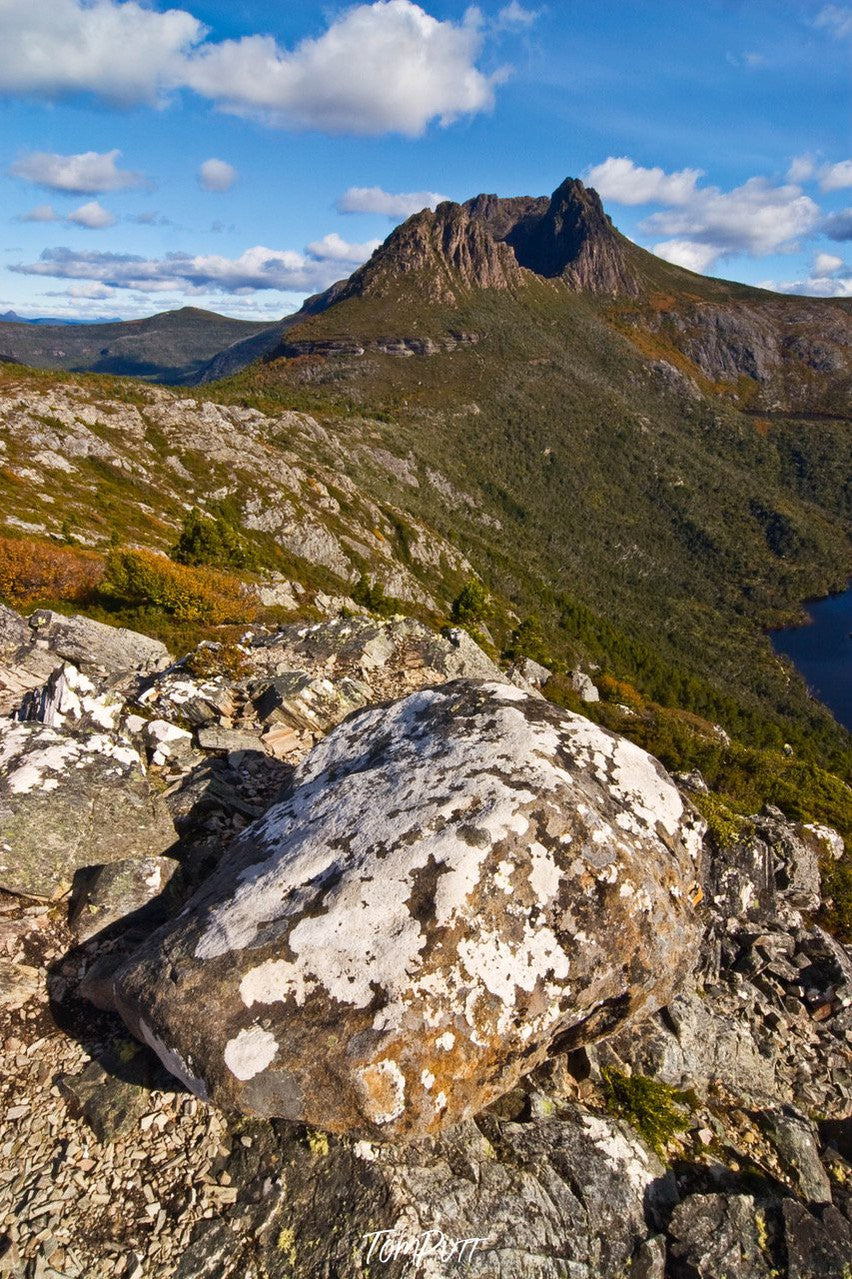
[
  {"x1": 114, "y1": 679, "x2": 703, "y2": 1136},
  {"x1": 0, "y1": 720, "x2": 175, "y2": 898}
]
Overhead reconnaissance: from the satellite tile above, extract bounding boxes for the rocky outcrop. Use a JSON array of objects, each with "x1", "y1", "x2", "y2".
[
  {"x1": 0, "y1": 719, "x2": 175, "y2": 899},
  {"x1": 112, "y1": 680, "x2": 703, "y2": 1135}
]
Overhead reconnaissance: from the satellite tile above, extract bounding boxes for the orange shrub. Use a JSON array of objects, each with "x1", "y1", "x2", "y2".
[
  {"x1": 0, "y1": 536, "x2": 104, "y2": 607},
  {"x1": 105, "y1": 548, "x2": 255, "y2": 624}
]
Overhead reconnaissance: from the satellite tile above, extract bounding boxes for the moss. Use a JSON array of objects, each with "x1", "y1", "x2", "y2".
[{"x1": 601, "y1": 1069, "x2": 692, "y2": 1157}]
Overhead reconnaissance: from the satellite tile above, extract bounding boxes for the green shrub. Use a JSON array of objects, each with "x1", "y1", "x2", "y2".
[
  {"x1": 451, "y1": 580, "x2": 490, "y2": 626},
  {"x1": 171, "y1": 507, "x2": 253, "y2": 570}
]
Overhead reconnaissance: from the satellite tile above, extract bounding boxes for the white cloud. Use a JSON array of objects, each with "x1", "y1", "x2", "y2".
[
  {"x1": 787, "y1": 154, "x2": 816, "y2": 183},
  {"x1": 198, "y1": 158, "x2": 237, "y2": 192},
  {"x1": 496, "y1": 3, "x2": 539, "y2": 28},
  {"x1": 18, "y1": 204, "x2": 60, "y2": 223},
  {"x1": 814, "y1": 251, "x2": 844, "y2": 274},
  {"x1": 814, "y1": 5, "x2": 852, "y2": 39},
  {"x1": 10, "y1": 232, "x2": 382, "y2": 297},
  {"x1": 584, "y1": 157, "x2": 704, "y2": 206},
  {"x1": 819, "y1": 159, "x2": 852, "y2": 191},
  {"x1": 0, "y1": 0, "x2": 500, "y2": 137},
  {"x1": 305, "y1": 233, "x2": 382, "y2": 262},
  {"x1": 641, "y1": 175, "x2": 820, "y2": 270},
  {"x1": 652, "y1": 240, "x2": 719, "y2": 274},
  {"x1": 67, "y1": 201, "x2": 117, "y2": 229},
  {"x1": 337, "y1": 185, "x2": 448, "y2": 217},
  {"x1": 9, "y1": 148, "x2": 144, "y2": 194},
  {"x1": 0, "y1": 0, "x2": 203, "y2": 106}
]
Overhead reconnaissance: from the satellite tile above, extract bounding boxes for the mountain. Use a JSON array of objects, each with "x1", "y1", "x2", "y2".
[
  {"x1": 1, "y1": 309, "x2": 123, "y2": 325},
  {"x1": 0, "y1": 175, "x2": 849, "y2": 763},
  {"x1": 0, "y1": 305, "x2": 282, "y2": 383}
]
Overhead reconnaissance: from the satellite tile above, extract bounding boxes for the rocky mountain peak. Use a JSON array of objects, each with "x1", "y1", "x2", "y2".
[{"x1": 333, "y1": 175, "x2": 640, "y2": 306}]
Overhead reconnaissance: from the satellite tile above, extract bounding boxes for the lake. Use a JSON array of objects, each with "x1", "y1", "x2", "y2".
[{"x1": 770, "y1": 583, "x2": 852, "y2": 733}]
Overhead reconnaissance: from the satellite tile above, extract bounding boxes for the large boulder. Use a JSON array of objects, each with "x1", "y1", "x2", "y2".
[
  {"x1": 0, "y1": 720, "x2": 176, "y2": 898},
  {"x1": 27, "y1": 609, "x2": 170, "y2": 679},
  {"x1": 113, "y1": 679, "x2": 703, "y2": 1138}
]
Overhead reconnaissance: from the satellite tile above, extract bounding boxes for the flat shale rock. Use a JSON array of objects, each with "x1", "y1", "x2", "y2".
[
  {"x1": 27, "y1": 609, "x2": 170, "y2": 678},
  {"x1": 114, "y1": 679, "x2": 703, "y2": 1138},
  {"x1": 0, "y1": 720, "x2": 176, "y2": 898}
]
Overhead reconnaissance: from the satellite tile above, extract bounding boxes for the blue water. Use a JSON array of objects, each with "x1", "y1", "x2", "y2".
[{"x1": 770, "y1": 583, "x2": 852, "y2": 732}]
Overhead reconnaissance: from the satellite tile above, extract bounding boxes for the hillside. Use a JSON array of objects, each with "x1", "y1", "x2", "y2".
[
  {"x1": 189, "y1": 179, "x2": 849, "y2": 759},
  {"x1": 0, "y1": 306, "x2": 281, "y2": 384}
]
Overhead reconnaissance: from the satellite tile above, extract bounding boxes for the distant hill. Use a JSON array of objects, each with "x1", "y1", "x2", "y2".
[
  {"x1": 0, "y1": 310, "x2": 122, "y2": 325},
  {"x1": 0, "y1": 306, "x2": 282, "y2": 383}
]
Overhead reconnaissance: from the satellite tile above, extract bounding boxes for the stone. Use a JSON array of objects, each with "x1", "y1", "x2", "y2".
[
  {"x1": 782, "y1": 1200, "x2": 852, "y2": 1279},
  {"x1": 0, "y1": 959, "x2": 41, "y2": 1009},
  {"x1": 631, "y1": 1235, "x2": 667, "y2": 1279},
  {"x1": 251, "y1": 670, "x2": 370, "y2": 736},
  {"x1": 228, "y1": 1105, "x2": 674, "y2": 1279},
  {"x1": 196, "y1": 726, "x2": 265, "y2": 754},
  {"x1": 508, "y1": 658, "x2": 552, "y2": 692},
  {"x1": 113, "y1": 679, "x2": 703, "y2": 1138},
  {"x1": 666, "y1": 1194, "x2": 775, "y2": 1278},
  {"x1": 0, "y1": 604, "x2": 29, "y2": 657},
  {"x1": 17, "y1": 662, "x2": 122, "y2": 732},
  {"x1": 27, "y1": 610, "x2": 170, "y2": 678},
  {"x1": 752, "y1": 815, "x2": 826, "y2": 912},
  {"x1": 569, "y1": 671, "x2": 599, "y2": 703},
  {"x1": 0, "y1": 720, "x2": 176, "y2": 899},
  {"x1": 763, "y1": 1109, "x2": 832, "y2": 1204},
  {"x1": 69, "y1": 856, "x2": 180, "y2": 942},
  {"x1": 57, "y1": 1045, "x2": 154, "y2": 1143}
]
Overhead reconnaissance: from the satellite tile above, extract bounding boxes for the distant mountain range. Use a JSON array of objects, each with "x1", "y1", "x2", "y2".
[
  {"x1": 1, "y1": 309, "x2": 123, "y2": 325},
  {"x1": 0, "y1": 306, "x2": 282, "y2": 384}
]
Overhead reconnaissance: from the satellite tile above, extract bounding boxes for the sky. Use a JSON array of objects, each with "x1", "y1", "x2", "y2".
[{"x1": 0, "y1": 0, "x2": 849, "y2": 321}]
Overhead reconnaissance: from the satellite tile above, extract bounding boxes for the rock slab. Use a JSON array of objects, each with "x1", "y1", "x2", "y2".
[
  {"x1": 0, "y1": 720, "x2": 176, "y2": 898},
  {"x1": 114, "y1": 679, "x2": 704, "y2": 1138}
]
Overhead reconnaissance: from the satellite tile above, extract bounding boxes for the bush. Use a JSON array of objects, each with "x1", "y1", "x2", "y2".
[
  {"x1": 171, "y1": 507, "x2": 252, "y2": 570},
  {"x1": 451, "y1": 580, "x2": 490, "y2": 626},
  {"x1": 351, "y1": 574, "x2": 398, "y2": 617},
  {"x1": 0, "y1": 536, "x2": 104, "y2": 607},
  {"x1": 105, "y1": 548, "x2": 254, "y2": 624}
]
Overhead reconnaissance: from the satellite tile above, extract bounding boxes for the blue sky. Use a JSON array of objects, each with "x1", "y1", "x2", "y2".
[{"x1": 0, "y1": 0, "x2": 849, "y2": 320}]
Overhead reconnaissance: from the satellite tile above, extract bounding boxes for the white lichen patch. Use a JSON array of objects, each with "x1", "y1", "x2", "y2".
[
  {"x1": 358, "y1": 1058, "x2": 407, "y2": 1125},
  {"x1": 223, "y1": 1026, "x2": 279, "y2": 1081},
  {"x1": 239, "y1": 958, "x2": 316, "y2": 1008},
  {"x1": 580, "y1": 1114, "x2": 656, "y2": 1193}
]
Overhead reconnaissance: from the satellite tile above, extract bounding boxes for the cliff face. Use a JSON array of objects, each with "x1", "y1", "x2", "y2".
[{"x1": 325, "y1": 177, "x2": 641, "y2": 306}]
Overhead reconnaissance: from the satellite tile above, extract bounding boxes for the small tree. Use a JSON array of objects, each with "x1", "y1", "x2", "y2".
[
  {"x1": 451, "y1": 580, "x2": 490, "y2": 627},
  {"x1": 171, "y1": 507, "x2": 251, "y2": 570}
]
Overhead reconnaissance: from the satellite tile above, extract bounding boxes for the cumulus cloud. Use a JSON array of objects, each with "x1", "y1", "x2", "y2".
[
  {"x1": 768, "y1": 251, "x2": 851, "y2": 298},
  {"x1": 10, "y1": 232, "x2": 381, "y2": 297},
  {"x1": 305, "y1": 233, "x2": 381, "y2": 262},
  {"x1": 337, "y1": 185, "x2": 448, "y2": 217},
  {"x1": 198, "y1": 158, "x2": 237, "y2": 192},
  {"x1": 822, "y1": 207, "x2": 852, "y2": 240},
  {"x1": 814, "y1": 5, "x2": 852, "y2": 39},
  {"x1": 819, "y1": 160, "x2": 852, "y2": 191},
  {"x1": 584, "y1": 157, "x2": 704, "y2": 206},
  {"x1": 0, "y1": 0, "x2": 500, "y2": 136},
  {"x1": 9, "y1": 148, "x2": 145, "y2": 194},
  {"x1": 17, "y1": 204, "x2": 60, "y2": 223},
  {"x1": 652, "y1": 240, "x2": 719, "y2": 275},
  {"x1": 67, "y1": 201, "x2": 117, "y2": 229}
]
